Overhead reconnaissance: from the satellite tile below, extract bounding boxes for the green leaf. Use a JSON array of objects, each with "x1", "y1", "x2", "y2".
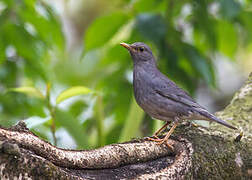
[
  {"x1": 217, "y1": 20, "x2": 238, "y2": 58},
  {"x1": 56, "y1": 86, "x2": 92, "y2": 105},
  {"x1": 192, "y1": 2, "x2": 217, "y2": 51},
  {"x1": 0, "y1": 35, "x2": 5, "y2": 64},
  {"x1": 84, "y1": 12, "x2": 129, "y2": 51},
  {"x1": 8, "y1": 86, "x2": 44, "y2": 99},
  {"x1": 2, "y1": 23, "x2": 48, "y2": 80},
  {"x1": 220, "y1": 0, "x2": 241, "y2": 20},
  {"x1": 135, "y1": 13, "x2": 166, "y2": 44},
  {"x1": 20, "y1": 2, "x2": 65, "y2": 50},
  {"x1": 69, "y1": 100, "x2": 87, "y2": 118},
  {"x1": 239, "y1": 11, "x2": 252, "y2": 44},
  {"x1": 183, "y1": 44, "x2": 215, "y2": 87},
  {"x1": 119, "y1": 97, "x2": 144, "y2": 142},
  {"x1": 133, "y1": 0, "x2": 166, "y2": 13}
]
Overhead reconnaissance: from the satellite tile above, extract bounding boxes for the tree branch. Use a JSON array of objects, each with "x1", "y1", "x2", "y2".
[{"x1": 0, "y1": 73, "x2": 251, "y2": 179}]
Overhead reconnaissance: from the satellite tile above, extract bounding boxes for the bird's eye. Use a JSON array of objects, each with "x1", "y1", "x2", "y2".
[{"x1": 139, "y1": 47, "x2": 144, "y2": 52}]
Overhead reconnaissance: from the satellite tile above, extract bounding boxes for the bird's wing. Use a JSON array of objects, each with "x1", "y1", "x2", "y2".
[
  {"x1": 155, "y1": 88, "x2": 200, "y2": 108},
  {"x1": 152, "y1": 74, "x2": 237, "y2": 130},
  {"x1": 153, "y1": 74, "x2": 202, "y2": 109}
]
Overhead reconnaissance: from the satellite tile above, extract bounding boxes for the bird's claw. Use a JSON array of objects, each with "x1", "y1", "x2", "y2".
[
  {"x1": 156, "y1": 139, "x2": 174, "y2": 150},
  {"x1": 146, "y1": 136, "x2": 174, "y2": 150}
]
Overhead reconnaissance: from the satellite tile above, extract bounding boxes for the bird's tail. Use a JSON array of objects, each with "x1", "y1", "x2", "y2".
[{"x1": 199, "y1": 110, "x2": 237, "y2": 130}]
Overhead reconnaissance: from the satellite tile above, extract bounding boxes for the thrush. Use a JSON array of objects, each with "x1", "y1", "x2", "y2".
[{"x1": 120, "y1": 42, "x2": 237, "y2": 149}]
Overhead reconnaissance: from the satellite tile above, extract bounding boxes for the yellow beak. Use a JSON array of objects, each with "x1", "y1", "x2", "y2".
[{"x1": 120, "y1": 43, "x2": 132, "y2": 51}]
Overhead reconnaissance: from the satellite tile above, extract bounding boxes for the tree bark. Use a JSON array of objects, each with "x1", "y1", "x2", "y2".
[{"x1": 0, "y1": 73, "x2": 251, "y2": 180}]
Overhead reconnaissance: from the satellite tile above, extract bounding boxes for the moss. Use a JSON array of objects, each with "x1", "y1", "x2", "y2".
[{"x1": 215, "y1": 72, "x2": 252, "y2": 138}]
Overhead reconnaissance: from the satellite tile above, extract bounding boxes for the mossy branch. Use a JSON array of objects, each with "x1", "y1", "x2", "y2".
[{"x1": 0, "y1": 73, "x2": 252, "y2": 179}]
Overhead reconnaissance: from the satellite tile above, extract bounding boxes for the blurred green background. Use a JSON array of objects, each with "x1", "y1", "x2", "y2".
[{"x1": 0, "y1": 0, "x2": 251, "y2": 149}]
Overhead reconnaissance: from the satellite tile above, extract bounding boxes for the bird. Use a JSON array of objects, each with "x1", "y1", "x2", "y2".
[{"x1": 120, "y1": 42, "x2": 237, "y2": 149}]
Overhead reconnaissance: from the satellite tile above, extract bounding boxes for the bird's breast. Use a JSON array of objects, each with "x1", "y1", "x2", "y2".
[
  {"x1": 133, "y1": 76, "x2": 150, "y2": 106},
  {"x1": 133, "y1": 67, "x2": 154, "y2": 105},
  {"x1": 133, "y1": 68, "x2": 163, "y2": 117}
]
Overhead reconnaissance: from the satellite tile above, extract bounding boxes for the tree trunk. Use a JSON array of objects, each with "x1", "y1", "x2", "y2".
[{"x1": 0, "y1": 73, "x2": 251, "y2": 180}]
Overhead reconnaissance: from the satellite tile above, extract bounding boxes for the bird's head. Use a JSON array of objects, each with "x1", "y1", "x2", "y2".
[{"x1": 120, "y1": 42, "x2": 156, "y2": 65}]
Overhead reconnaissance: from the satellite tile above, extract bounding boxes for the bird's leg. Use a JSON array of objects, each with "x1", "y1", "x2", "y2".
[
  {"x1": 157, "y1": 121, "x2": 179, "y2": 149},
  {"x1": 153, "y1": 121, "x2": 170, "y2": 137},
  {"x1": 147, "y1": 121, "x2": 170, "y2": 142}
]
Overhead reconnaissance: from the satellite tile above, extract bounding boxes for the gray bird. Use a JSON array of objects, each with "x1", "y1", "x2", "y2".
[{"x1": 120, "y1": 42, "x2": 237, "y2": 148}]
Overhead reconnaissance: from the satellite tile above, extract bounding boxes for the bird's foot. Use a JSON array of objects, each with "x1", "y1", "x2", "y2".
[
  {"x1": 156, "y1": 139, "x2": 174, "y2": 151},
  {"x1": 146, "y1": 136, "x2": 174, "y2": 150}
]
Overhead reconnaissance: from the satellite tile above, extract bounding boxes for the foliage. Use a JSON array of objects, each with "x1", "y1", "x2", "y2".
[{"x1": 0, "y1": 0, "x2": 251, "y2": 149}]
